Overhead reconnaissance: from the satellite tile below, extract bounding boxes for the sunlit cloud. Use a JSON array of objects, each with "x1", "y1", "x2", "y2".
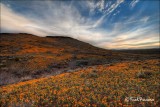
[
  {"x1": 1, "y1": 3, "x2": 47, "y2": 36},
  {"x1": 0, "y1": 0, "x2": 159, "y2": 49}
]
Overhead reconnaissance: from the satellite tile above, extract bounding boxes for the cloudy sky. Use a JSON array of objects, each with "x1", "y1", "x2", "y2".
[{"x1": 0, "y1": 0, "x2": 159, "y2": 49}]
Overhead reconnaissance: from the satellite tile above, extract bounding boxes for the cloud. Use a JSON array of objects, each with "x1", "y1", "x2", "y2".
[
  {"x1": 130, "y1": 0, "x2": 139, "y2": 8},
  {"x1": 104, "y1": 0, "x2": 124, "y2": 14},
  {"x1": 97, "y1": 0, "x2": 105, "y2": 12},
  {"x1": 124, "y1": 16, "x2": 150, "y2": 24},
  {"x1": 0, "y1": 3, "x2": 48, "y2": 36},
  {"x1": 86, "y1": 0, "x2": 106, "y2": 15},
  {"x1": 98, "y1": 33, "x2": 159, "y2": 49},
  {"x1": 0, "y1": 2, "x2": 107, "y2": 41},
  {"x1": 97, "y1": 25, "x2": 159, "y2": 49},
  {"x1": 92, "y1": 0, "x2": 125, "y2": 28},
  {"x1": 0, "y1": 1, "x2": 159, "y2": 49}
]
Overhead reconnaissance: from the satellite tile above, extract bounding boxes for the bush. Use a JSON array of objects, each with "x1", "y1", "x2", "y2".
[
  {"x1": 92, "y1": 69, "x2": 98, "y2": 73},
  {"x1": 15, "y1": 57, "x2": 20, "y2": 61},
  {"x1": 72, "y1": 53, "x2": 77, "y2": 59},
  {"x1": 80, "y1": 73, "x2": 86, "y2": 78},
  {"x1": 80, "y1": 70, "x2": 98, "y2": 78},
  {"x1": 88, "y1": 72, "x2": 98, "y2": 78},
  {"x1": 136, "y1": 71, "x2": 153, "y2": 79},
  {"x1": 20, "y1": 76, "x2": 32, "y2": 82},
  {"x1": 76, "y1": 60, "x2": 88, "y2": 67}
]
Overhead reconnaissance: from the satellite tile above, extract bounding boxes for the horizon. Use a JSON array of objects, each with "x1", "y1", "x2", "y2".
[
  {"x1": 0, "y1": 0, "x2": 160, "y2": 49},
  {"x1": 1, "y1": 32, "x2": 160, "y2": 51}
]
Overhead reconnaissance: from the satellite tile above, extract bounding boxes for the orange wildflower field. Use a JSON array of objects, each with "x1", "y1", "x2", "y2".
[{"x1": 0, "y1": 59, "x2": 159, "y2": 107}]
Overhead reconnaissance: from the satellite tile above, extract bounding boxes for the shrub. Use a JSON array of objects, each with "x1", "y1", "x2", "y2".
[
  {"x1": 80, "y1": 73, "x2": 86, "y2": 78},
  {"x1": 76, "y1": 60, "x2": 88, "y2": 67},
  {"x1": 80, "y1": 71, "x2": 98, "y2": 78},
  {"x1": 92, "y1": 69, "x2": 98, "y2": 73},
  {"x1": 88, "y1": 72, "x2": 98, "y2": 78},
  {"x1": 15, "y1": 57, "x2": 20, "y2": 61},
  {"x1": 72, "y1": 53, "x2": 77, "y2": 59},
  {"x1": 136, "y1": 71, "x2": 153, "y2": 79},
  {"x1": 20, "y1": 76, "x2": 32, "y2": 82}
]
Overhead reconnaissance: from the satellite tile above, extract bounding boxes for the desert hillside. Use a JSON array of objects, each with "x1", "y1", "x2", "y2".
[
  {"x1": 0, "y1": 33, "x2": 159, "y2": 107},
  {"x1": 0, "y1": 33, "x2": 111, "y2": 85},
  {"x1": 0, "y1": 33, "x2": 159, "y2": 86}
]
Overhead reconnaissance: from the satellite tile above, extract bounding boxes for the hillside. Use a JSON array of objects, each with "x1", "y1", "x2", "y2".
[
  {"x1": 0, "y1": 33, "x2": 159, "y2": 86},
  {"x1": 0, "y1": 33, "x2": 109, "y2": 85},
  {"x1": 0, "y1": 33, "x2": 159, "y2": 107},
  {"x1": 0, "y1": 59, "x2": 159, "y2": 106}
]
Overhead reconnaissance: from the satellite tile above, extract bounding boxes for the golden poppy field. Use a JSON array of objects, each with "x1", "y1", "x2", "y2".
[{"x1": 0, "y1": 59, "x2": 159, "y2": 107}]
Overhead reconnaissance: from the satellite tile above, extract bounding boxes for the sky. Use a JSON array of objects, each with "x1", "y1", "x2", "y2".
[{"x1": 0, "y1": 0, "x2": 159, "y2": 49}]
